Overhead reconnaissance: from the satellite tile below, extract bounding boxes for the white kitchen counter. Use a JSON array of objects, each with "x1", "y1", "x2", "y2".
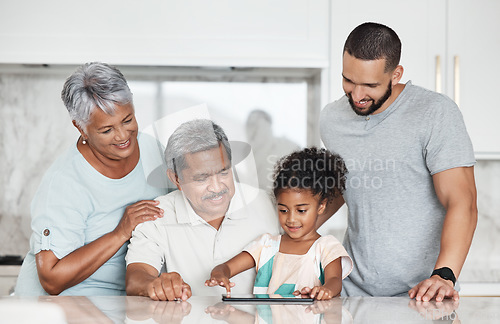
[{"x1": 1, "y1": 295, "x2": 499, "y2": 323}]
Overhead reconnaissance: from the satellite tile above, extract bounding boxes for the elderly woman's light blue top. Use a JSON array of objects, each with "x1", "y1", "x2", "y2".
[{"x1": 15, "y1": 133, "x2": 167, "y2": 296}]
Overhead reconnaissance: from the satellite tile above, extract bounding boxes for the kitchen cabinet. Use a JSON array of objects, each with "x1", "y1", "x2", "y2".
[
  {"x1": 445, "y1": 0, "x2": 500, "y2": 156},
  {"x1": 0, "y1": 0, "x2": 329, "y2": 68},
  {"x1": 1, "y1": 0, "x2": 497, "y2": 154},
  {"x1": 328, "y1": 0, "x2": 500, "y2": 157}
]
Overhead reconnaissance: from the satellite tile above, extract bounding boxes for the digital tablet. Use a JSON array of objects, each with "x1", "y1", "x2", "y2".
[{"x1": 222, "y1": 294, "x2": 314, "y2": 304}]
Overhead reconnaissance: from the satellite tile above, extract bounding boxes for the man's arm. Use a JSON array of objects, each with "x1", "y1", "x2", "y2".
[
  {"x1": 126, "y1": 263, "x2": 191, "y2": 301},
  {"x1": 409, "y1": 166, "x2": 477, "y2": 301},
  {"x1": 316, "y1": 195, "x2": 345, "y2": 229},
  {"x1": 125, "y1": 212, "x2": 191, "y2": 301}
]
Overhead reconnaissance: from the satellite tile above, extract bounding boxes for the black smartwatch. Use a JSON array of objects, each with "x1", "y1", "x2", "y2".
[{"x1": 431, "y1": 267, "x2": 456, "y2": 285}]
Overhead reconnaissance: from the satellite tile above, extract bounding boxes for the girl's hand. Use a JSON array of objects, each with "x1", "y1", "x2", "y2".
[
  {"x1": 205, "y1": 302, "x2": 236, "y2": 320},
  {"x1": 205, "y1": 272, "x2": 235, "y2": 296},
  {"x1": 293, "y1": 286, "x2": 311, "y2": 298},
  {"x1": 294, "y1": 286, "x2": 335, "y2": 300},
  {"x1": 310, "y1": 285, "x2": 334, "y2": 300}
]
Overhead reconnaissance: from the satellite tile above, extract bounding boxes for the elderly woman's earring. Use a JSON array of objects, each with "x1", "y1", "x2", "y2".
[{"x1": 82, "y1": 138, "x2": 87, "y2": 145}]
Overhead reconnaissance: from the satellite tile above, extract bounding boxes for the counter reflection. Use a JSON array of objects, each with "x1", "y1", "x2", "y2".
[
  {"x1": 123, "y1": 296, "x2": 463, "y2": 324},
  {"x1": 0, "y1": 295, "x2": 466, "y2": 323},
  {"x1": 125, "y1": 297, "x2": 348, "y2": 324}
]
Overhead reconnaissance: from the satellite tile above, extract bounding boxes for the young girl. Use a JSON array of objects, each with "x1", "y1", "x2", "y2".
[{"x1": 206, "y1": 147, "x2": 353, "y2": 300}]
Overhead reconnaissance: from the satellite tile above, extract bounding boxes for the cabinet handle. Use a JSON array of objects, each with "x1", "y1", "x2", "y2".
[
  {"x1": 454, "y1": 55, "x2": 460, "y2": 106},
  {"x1": 435, "y1": 55, "x2": 442, "y2": 93}
]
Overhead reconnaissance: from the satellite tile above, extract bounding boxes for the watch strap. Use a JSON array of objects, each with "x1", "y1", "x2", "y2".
[{"x1": 431, "y1": 267, "x2": 456, "y2": 285}]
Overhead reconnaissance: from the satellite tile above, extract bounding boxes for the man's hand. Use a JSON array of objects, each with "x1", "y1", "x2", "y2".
[
  {"x1": 408, "y1": 275, "x2": 459, "y2": 302},
  {"x1": 126, "y1": 297, "x2": 192, "y2": 324},
  {"x1": 408, "y1": 298, "x2": 459, "y2": 321},
  {"x1": 146, "y1": 272, "x2": 191, "y2": 301}
]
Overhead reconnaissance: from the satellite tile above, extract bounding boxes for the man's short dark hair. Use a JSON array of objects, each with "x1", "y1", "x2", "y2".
[{"x1": 343, "y1": 22, "x2": 402, "y2": 72}]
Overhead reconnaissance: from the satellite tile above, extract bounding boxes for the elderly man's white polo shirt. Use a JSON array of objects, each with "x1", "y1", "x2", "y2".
[{"x1": 126, "y1": 182, "x2": 280, "y2": 296}]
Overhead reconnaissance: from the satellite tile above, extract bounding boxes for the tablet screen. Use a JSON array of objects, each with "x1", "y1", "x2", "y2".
[{"x1": 222, "y1": 294, "x2": 314, "y2": 304}]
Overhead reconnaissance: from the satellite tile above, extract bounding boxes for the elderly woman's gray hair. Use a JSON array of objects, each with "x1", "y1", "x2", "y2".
[
  {"x1": 165, "y1": 119, "x2": 232, "y2": 176},
  {"x1": 61, "y1": 62, "x2": 133, "y2": 129}
]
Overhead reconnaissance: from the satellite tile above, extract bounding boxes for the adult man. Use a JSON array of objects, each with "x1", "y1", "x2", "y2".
[
  {"x1": 125, "y1": 119, "x2": 280, "y2": 301},
  {"x1": 319, "y1": 22, "x2": 477, "y2": 302}
]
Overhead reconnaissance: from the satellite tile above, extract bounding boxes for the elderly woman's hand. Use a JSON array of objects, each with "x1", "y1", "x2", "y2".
[
  {"x1": 36, "y1": 200, "x2": 164, "y2": 295},
  {"x1": 114, "y1": 200, "x2": 164, "y2": 241}
]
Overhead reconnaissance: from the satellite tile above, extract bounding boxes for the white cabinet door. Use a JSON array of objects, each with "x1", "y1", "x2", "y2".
[
  {"x1": 0, "y1": 0, "x2": 329, "y2": 68},
  {"x1": 328, "y1": 0, "x2": 446, "y2": 102},
  {"x1": 446, "y1": 0, "x2": 500, "y2": 156},
  {"x1": 327, "y1": 0, "x2": 500, "y2": 156}
]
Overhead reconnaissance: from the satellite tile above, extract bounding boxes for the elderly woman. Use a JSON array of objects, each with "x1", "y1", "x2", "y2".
[{"x1": 15, "y1": 62, "x2": 166, "y2": 296}]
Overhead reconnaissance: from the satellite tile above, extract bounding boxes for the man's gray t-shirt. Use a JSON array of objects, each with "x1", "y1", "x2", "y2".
[{"x1": 319, "y1": 81, "x2": 475, "y2": 296}]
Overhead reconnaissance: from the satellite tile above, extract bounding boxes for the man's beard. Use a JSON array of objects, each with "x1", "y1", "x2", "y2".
[{"x1": 347, "y1": 81, "x2": 392, "y2": 116}]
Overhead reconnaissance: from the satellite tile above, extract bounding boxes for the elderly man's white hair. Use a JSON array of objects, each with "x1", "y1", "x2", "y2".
[{"x1": 164, "y1": 119, "x2": 232, "y2": 177}]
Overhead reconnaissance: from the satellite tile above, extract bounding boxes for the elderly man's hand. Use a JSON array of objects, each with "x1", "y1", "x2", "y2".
[
  {"x1": 147, "y1": 272, "x2": 192, "y2": 301},
  {"x1": 408, "y1": 276, "x2": 459, "y2": 302}
]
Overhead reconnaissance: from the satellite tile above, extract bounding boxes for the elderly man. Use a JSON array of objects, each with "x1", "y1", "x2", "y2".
[{"x1": 125, "y1": 119, "x2": 280, "y2": 301}]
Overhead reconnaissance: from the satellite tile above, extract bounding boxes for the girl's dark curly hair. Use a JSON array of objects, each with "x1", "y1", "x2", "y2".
[{"x1": 272, "y1": 147, "x2": 347, "y2": 203}]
